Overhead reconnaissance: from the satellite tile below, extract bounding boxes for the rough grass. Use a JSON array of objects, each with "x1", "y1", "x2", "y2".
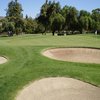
[{"x1": 0, "y1": 34, "x2": 100, "y2": 100}]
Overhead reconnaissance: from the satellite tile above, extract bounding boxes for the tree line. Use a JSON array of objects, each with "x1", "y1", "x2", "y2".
[{"x1": 0, "y1": 0, "x2": 100, "y2": 36}]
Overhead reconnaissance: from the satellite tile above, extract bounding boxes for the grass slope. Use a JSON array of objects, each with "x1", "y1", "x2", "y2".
[{"x1": 0, "y1": 34, "x2": 100, "y2": 100}]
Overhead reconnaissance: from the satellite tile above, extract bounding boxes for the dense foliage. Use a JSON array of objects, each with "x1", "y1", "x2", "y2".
[{"x1": 0, "y1": 0, "x2": 100, "y2": 36}]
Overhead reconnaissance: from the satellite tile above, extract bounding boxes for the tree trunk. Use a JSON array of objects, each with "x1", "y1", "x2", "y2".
[{"x1": 52, "y1": 31, "x2": 55, "y2": 36}]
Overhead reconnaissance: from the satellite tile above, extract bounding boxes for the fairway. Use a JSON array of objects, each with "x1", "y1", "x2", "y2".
[{"x1": 0, "y1": 34, "x2": 100, "y2": 100}]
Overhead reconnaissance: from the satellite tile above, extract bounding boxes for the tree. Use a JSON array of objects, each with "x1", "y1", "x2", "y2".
[
  {"x1": 37, "y1": 1, "x2": 61, "y2": 34},
  {"x1": 6, "y1": 0, "x2": 23, "y2": 35},
  {"x1": 37, "y1": 1, "x2": 49, "y2": 34},
  {"x1": 24, "y1": 17, "x2": 38, "y2": 34},
  {"x1": 35, "y1": 22, "x2": 45, "y2": 34},
  {"x1": 79, "y1": 15, "x2": 93, "y2": 33},
  {"x1": 1, "y1": 18, "x2": 9, "y2": 32},
  {"x1": 0, "y1": 26, "x2": 2, "y2": 33},
  {"x1": 61, "y1": 6, "x2": 69, "y2": 30},
  {"x1": 0, "y1": 19, "x2": 3, "y2": 33},
  {"x1": 46, "y1": 0, "x2": 48, "y2": 4},
  {"x1": 1, "y1": 18, "x2": 15, "y2": 36},
  {"x1": 25, "y1": 15, "x2": 28, "y2": 19},
  {"x1": 79, "y1": 10, "x2": 90, "y2": 17},
  {"x1": 92, "y1": 8, "x2": 100, "y2": 33},
  {"x1": 50, "y1": 13, "x2": 65, "y2": 35},
  {"x1": 65, "y1": 6, "x2": 78, "y2": 32},
  {"x1": 6, "y1": 0, "x2": 23, "y2": 18},
  {"x1": 78, "y1": 10, "x2": 94, "y2": 33},
  {"x1": 92, "y1": 8, "x2": 100, "y2": 22}
]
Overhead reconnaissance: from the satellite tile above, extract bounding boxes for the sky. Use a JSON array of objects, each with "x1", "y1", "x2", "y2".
[{"x1": 0, "y1": 0, "x2": 100, "y2": 18}]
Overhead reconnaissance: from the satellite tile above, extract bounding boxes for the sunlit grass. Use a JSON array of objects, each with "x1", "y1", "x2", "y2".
[{"x1": 0, "y1": 34, "x2": 100, "y2": 100}]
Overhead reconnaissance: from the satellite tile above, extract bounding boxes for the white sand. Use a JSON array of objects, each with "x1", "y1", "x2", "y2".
[
  {"x1": 16, "y1": 77, "x2": 100, "y2": 100},
  {"x1": 0, "y1": 57, "x2": 7, "y2": 64},
  {"x1": 42, "y1": 48, "x2": 100, "y2": 64}
]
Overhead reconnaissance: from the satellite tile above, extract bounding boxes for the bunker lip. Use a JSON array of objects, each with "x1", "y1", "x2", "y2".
[
  {"x1": 42, "y1": 48, "x2": 100, "y2": 64},
  {"x1": 0, "y1": 56, "x2": 7, "y2": 64},
  {"x1": 15, "y1": 77, "x2": 100, "y2": 100}
]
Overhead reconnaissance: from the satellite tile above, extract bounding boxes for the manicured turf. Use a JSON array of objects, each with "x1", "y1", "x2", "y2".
[{"x1": 0, "y1": 34, "x2": 100, "y2": 100}]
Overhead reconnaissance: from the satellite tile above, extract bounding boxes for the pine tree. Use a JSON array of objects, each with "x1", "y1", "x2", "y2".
[{"x1": 6, "y1": 0, "x2": 23, "y2": 18}]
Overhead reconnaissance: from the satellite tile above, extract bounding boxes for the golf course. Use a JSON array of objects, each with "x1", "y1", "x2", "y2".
[{"x1": 0, "y1": 34, "x2": 100, "y2": 100}]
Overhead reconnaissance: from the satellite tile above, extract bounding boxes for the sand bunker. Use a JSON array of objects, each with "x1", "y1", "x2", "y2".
[
  {"x1": 0, "y1": 57, "x2": 7, "y2": 64},
  {"x1": 42, "y1": 48, "x2": 100, "y2": 64},
  {"x1": 16, "y1": 77, "x2": 100, "y2": 100}
]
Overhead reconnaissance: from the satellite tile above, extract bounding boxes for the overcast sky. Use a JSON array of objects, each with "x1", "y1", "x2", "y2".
[{"x1": 0, "y1": 0, "x2": 100, "y2": 18}]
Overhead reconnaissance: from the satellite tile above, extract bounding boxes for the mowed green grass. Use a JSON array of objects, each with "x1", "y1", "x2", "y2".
[{"x1": 0, "y1": 34, "x2": 100, "y2": 100}]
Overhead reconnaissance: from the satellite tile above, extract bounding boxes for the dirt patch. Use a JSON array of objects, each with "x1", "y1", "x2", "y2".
[
  {"x1": 42, "y1": 48, "x2": 100, "y2": 64},
  {"x1": 0, "y1": 57, "x2": 7, "y2": 64},
  {"x1": 16, "y1": 77, "x2": 100, "y2": 100}
]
